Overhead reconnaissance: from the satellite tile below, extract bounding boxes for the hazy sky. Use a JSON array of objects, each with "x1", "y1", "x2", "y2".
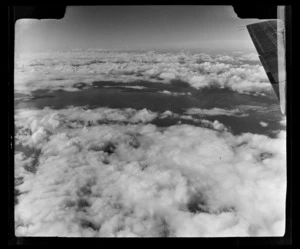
[{"x1": 15, "y1": 5, "x2": 262, "y2": 52}]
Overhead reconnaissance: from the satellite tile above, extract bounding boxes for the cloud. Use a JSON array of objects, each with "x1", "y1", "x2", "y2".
[
  {"x1": 280, "y1": 117, "x2": 286, "y2": 127},
  {"x1": 160, "y1": 110, "x2": 174, "y2": 119},
  {"x1": 260, "y1": 121, "x2": 269, "y2": 127},
  {"x1": 185, "y1": 107, "x2": 248, "y2": 117},
  {"x1": 158, "y1": 90, "x2": 192, "y2": 96},
  {"x1": 158, "y1": 110, "x2": 229, "y2": 132},
  {"x1": 214, "y1": 55, "x2": 236, "y2": 63},
  {"x1": 202, "y1": 119, "x2": 228, "y2": 132},
  {"x1": 103, "y1": 85, "x2": 147, "y2": 90},
  {"x1": 15, "y1": 106, "x2": 286, "y2": 237},
  {"x1": 15, "y1": 51, "x2": 271, "y2": 96},
  {"x1": 237, "y1": 53, "x2": 260, "y2": 62}
]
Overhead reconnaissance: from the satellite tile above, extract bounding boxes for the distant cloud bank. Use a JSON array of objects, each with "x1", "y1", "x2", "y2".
[{"x1": 15, "y1": 50, "x2": 270, "y2": 96}]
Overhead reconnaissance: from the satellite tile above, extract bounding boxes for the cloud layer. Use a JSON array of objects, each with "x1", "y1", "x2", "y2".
[
  {"x1": 15, "y1": 51, "x2": 271, "y2": 96},
  {"x1": 15, "y1": 106, "x2": 286, "y2": 237},
  {"x1": 185, "y1": 107, "x2": 248, "y2": 117}
]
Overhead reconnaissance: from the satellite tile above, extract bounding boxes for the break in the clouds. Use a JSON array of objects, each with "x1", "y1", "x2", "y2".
[
  {"x1": 15, "y1": 50, "x2": 270, "y2": 96},
  {"x1": 15, "y1": 106, "x2": 286, "y2": 237}
]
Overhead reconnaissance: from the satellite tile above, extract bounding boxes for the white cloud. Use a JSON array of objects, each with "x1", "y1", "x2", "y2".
[
  {"x1": 211, "y1": 120, "x2": 227, "y2": 131},
  {"x1": 237, "y1": 53, "x2": 260, "y2": 62},
  {"x1": 15, "y1": 51, "x2": 271, "y2": 96},
  {"x1": 160, "y1": 110, "x2": 174, "y2": 119},
  {"x1": 158, "y1": 72, "x2": 177, "y2": 81},
  {"x1": 187, "y1": 75, "x2": 211, "y2": 89},
  {"x1": 215, "y1": 55, "x2": 236, "y2": 63},
  {"x1": 15, "y1": 106, "x2": 286, "y2": 237},
  {"x1": 260, "y1": 121, "x2": 269, "y2": 127},
  {"x1": 280, "y1": 117, "x2": 286, "y2": 127},
  {"x1": 158, "y1": 90, "x2": 192, "y2": 96},
  {"x1": 185, "y1": 107, "x2": 248, "y2": 117}
]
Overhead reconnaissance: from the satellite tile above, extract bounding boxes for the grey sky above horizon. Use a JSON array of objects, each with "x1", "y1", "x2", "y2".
[{"x1": 15, "y1": 6, "x2": 265, "y2": 53}]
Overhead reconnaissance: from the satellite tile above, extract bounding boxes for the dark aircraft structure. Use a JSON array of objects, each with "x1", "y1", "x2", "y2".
[{"x1": 246, "y1": 20, "x2": 286, "y2": 114}]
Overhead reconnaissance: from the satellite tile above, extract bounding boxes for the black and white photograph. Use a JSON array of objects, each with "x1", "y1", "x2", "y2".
[{"x1": 11, "y1": 5, "x2": 289, "y2": 238}]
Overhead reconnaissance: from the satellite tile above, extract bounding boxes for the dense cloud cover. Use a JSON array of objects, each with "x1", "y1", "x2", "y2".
[
  {"x1": 14, "y1": 49, "x2": 286, "y2": 237},
  {"x1": 15, "y1": 106, "x2": 286, "y2": 237},
  {"x1": 15, "y1": 51, "x2": 271, "y2": 95}
]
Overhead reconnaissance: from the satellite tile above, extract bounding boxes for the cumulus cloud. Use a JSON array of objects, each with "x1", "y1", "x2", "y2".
[
  {"x1": 260, "y1": 121, "x2": 269, "y2": 127},
  {"x1": 14, "y1": 106, "x2": 286, "y2": 237},
  {"x1": 15, "y1": 50, "x2": 271, "y2": 96},
  {"x1": 159, "y1": 110, "x2": 229, "y2": 132},
  {"x1": 159, "y1": 110, "x2": 174, "y2": 119}
]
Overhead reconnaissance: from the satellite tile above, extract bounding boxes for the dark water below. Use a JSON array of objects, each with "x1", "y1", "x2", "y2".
[{"x1": 15, "y1": 81, "x2": 284, "y2": 137}]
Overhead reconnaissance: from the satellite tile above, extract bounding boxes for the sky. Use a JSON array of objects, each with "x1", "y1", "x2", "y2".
[{"x1": 15, "y1": 5, "x2": 262, "y2": 52}]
